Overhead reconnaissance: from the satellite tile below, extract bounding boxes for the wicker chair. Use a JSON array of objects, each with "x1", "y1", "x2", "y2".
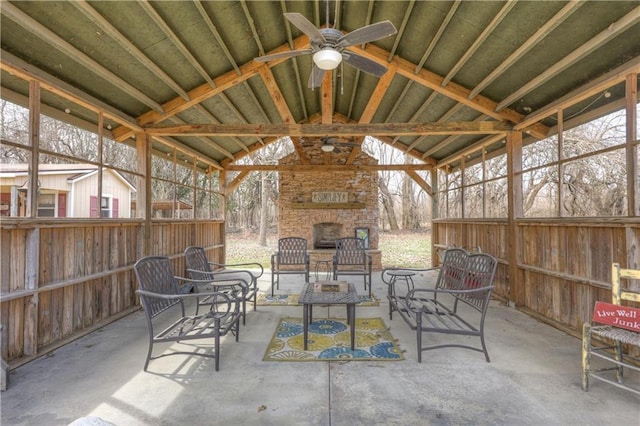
[
  {"x1": 133, "y1": 256, "x2": 241, "y2": 372},
  {"x1": 184, "y1": 246, "x2": 262, "y2": 324},
  {"x1": 333, "y1": 237, "x2": 373, "y2": 298},
  {"x1": 271, "y1": 237, "x2": 310, "y2": 296}
]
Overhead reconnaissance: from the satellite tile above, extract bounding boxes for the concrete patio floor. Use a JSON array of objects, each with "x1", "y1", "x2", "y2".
[{"x1": 1, "y1": 271, "x2": 639, "y2": 426}]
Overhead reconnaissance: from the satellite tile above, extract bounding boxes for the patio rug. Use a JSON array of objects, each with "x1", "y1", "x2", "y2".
[
  {"x1": 256, "y1": 293, "x2": 380, "y2": 307},
  {"x1": 263, "y1": 317, "x2": 404, "y2": 362}
]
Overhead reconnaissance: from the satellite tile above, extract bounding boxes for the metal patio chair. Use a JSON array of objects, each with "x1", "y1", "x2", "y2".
[
  {"x1": 184, "y1": 246, "x2": 262, "y2": 324},
  {"x1": 333, "y1": 237, "x2": 373, "y2": 298},
  {"x1": 133, "y1": 256, "x2": 241, "y2": 372},
  {"x1": 271, "y1": 237, "x2": 310, "y2": 296}
]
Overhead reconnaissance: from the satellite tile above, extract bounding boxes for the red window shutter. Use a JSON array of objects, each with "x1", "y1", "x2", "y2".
[
  {"x1": 90, "y1": 196, "x2": 98, "y2": 218},
  {"x1": 112, "y1": 198, "x2": 119, "y2": 218},
  {"x1": 57, "y1": 193, "x2": 67, "y2": 218}
]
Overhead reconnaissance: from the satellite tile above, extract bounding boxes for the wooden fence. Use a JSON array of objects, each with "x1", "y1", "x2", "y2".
[
  {"x1": 0, "y1": 219, "x2": 225, "y2": 366},
  {"x1": 433, "y1": 218, "x2": 640, "y2": 337}
]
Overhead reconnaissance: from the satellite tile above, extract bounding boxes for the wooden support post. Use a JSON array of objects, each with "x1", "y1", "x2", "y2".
[
  {"x1": 430, "y1": 168, "x2": 439, "y2": 266},
  {"x1": 557, "y1": 109, "x2": 564, "y2": 217},
  {"x1": 136, "y1": 133, "x2": 152, "y2": 257},
  {"x1": 27, "y1": 80, "x2": 40, "y2": 218},
  {"x1": 507, "y1": 131, "x2": 523, "y2": 306},
  {"x1": 625, "y1": 73, "x2": 638, "y2": 217},
  {"x1": 97, "y1": 112, "x2": 103, "y2": 218}
]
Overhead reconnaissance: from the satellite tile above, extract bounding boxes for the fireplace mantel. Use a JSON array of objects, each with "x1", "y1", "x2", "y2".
[{"x1": 291, "y1": 202, "x2": 365, "y2": 209}]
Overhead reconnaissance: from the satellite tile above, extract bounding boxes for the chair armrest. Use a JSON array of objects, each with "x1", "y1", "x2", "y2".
[
  {"x1": 407, "y1": 286, "x2": 494, "y2": 299},
  {"x1": 209, "y1": 262, "x2": 264, "y2": 278},
  {"x1": 181, "y1": 273, "x2": 249, "y2": 291}
]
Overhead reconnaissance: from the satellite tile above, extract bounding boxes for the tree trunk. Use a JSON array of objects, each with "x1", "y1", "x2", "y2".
[{"x1": 379, "y1": 179, "x2": 399, "y2": 230}]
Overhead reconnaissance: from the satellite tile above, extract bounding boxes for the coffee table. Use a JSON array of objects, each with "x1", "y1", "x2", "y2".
[{"x1": 299, "y1": 281, "x2": 360, "y2": 350}]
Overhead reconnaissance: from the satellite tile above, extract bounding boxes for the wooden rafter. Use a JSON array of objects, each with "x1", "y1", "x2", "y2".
[
  {"x1": 225, "y1": 164, "x2": 433, "y2": 172},
  {"x1": 350, "y1": 44, "x2": 550, "y2": 139},
  {"x1": 468, "y1": 0, "x2": 583, "y2": 100},
  {"x1": 495, "y1": 5, "x2": 640, "y2": 112},
  {"x1": 2, "y1": 2, "x2": 164, "y2": 113},
  {"x1": 144, "y1": 121, "x2": 512, "y2": 137}
]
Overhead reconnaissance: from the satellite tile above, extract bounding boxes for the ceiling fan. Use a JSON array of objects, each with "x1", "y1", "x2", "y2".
[
  {"x1": 320, "y1": 137, "x2": 361, "y2": 152},
  {"x1": 254, "y1": 4, "x2": 397, "y2": 89}
]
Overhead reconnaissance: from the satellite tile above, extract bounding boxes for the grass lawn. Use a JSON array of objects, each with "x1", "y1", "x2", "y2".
[{"x1": 226, "y1": 230, "x2": 432, "y2": 268}]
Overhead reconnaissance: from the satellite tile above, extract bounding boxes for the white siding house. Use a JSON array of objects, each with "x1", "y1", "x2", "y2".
[{"x1": 0, "y1": 164, "x2": 135, "y2": 218}]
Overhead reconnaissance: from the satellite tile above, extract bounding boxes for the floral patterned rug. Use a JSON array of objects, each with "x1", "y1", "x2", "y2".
[
  {"x1": 263, "y1": 317, "x2": 404, "y2": 362},
  {"x1": 256, "y1": 293, "x2": 380, "y2": 307}
]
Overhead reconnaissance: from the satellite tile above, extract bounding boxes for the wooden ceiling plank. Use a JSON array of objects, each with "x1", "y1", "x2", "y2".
[
  {"x1": 442, "y1": 1, "x2": 517, "y2": 87},
  {"x1": 144, "y1": 121, "x2": 512, "y2": 136},
  {"x1": 495, "y1": 5, "x2": 640, "y2": 112},
  {"x1": 391, "y1": 88, "x2": 438, "y2": 146},
  {"x1": 240, "y1": 0, "x2": 265, "y2": 57},
  {"x1": 257, "y1": 65, "x2": 309, "y2": 164},
  {"x1": 437, "y1": 134, "x2": 506, "y2": 168},
  {"x1": 347, "y1": 62, "x2": 398, "y2": 164},
  {"x1": 138, "y1": 1, "x2": 215, "y2": 88},
  {"x1": 415, "y1": 0, "x2": 462, "y2": 72},
  {"x1": 192, "y1": 104, "x2": 246, "y2": 155},
  {"x1": 0, "y1": 50, "x2": 141, "y2": 132},
  {"x1": 194, "y1": 0, "x2": 241, "y2": 75},
  {"x1": 1, "y1": 2, "x2": 164, "y2": 113},
  {"x1": 421, "y1": 114, "x2": 490, "y2": 158},
  {"x1": 153, "y1": 135, "x2": 222, "y2": 171},
  {"x1": 408, "y1": 103, "x2": 466, "y2": 150},
  {"x1": 353, "y1": 43, "x2": 550, "y2": 139},
  {"x1": 388, "y1": 0, "x2": 415, "y2": 60},
  {"x1": 468, "y1": 0, "x2": 583, "y2": 100},
  {"x1": 516, "y1": 55, "x2": 640, "y2": 130},
  {"x1": 73, "y1": 1, "x2": 189, "y2": 101},
  {"x1": 112, "y1": 36, "x2": 311, "y2": 141}
]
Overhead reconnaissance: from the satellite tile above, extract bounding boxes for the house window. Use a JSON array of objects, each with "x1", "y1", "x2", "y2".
[
  {"x1": 101, "y1": 196, "x2": 111, "y2": 218},
  {"x1": 38, "y1": 193, "x2": 56, "y2": 217}
]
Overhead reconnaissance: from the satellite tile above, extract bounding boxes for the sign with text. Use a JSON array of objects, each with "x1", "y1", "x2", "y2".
[
  {"x1": 592, "y1": 301, "x2": 640, "y2": 332},
  {"x1": 312, "y1": 192, "x2": 348, "y2": 203}
]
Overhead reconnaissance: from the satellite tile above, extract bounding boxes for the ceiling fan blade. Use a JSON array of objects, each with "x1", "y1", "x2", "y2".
[
  {"x1": 284, "y1": 13, "x2": 326, "y2": 44},
  {"x1": 342, "y1": 51, "x2": 389, "y2": 77},
  {"x1": 336, "y1": 20, "x2": 397, "y2": 48},
  {"x1": 307, "y1": 65, "x2": 327, "y2": 89},
  {"x1": 254, "y1": 49, "x2": 312, "y2": 62}
]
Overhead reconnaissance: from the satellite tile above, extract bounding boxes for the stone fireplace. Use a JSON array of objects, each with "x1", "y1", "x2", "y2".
[{"x1": 276, "y1": 142, "x2": 381, "y2": 269}]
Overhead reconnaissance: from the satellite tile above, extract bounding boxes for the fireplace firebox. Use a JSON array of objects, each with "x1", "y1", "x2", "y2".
[{"x1": 313, "y1": 222, "x2": 343, "y2": 249}]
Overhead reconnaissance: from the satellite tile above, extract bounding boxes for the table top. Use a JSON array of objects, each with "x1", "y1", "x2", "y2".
[
  {"x1": 299, "y1": 281, "x2": 359, "y2": 305},
  {"x1": 387, "y1": 269, "x2": 416, "y2": 277}
]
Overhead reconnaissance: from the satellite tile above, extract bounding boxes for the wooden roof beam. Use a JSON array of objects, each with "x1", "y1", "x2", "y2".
[
  {"x1": 111, "y1": 36, "x2": 311, "y2": 142},
  {"x1": 144, "y1": 121, "x2": 512, "y2": 137},
  {"x1": 495, "y1": 5, "x2": 640, "y2": 112},
  {"x1": 351, "y1": 44, "x2": 550, "y2": 140}
]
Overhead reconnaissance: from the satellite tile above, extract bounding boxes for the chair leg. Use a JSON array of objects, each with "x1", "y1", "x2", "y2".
[
  {"x1": 215, "y1": 332, "x2": 220, "y2": 372},
  {"x1": 615, "y1": 339, "x2": 624, "y2": 383},
  {"x1": 416, "y1": 315, "x2": 422, "y2": 363},
  {"x1": 144, "y1": 341, "x2": 153, "y2": 372},
  {"x1": 582, "y1": 323, "x2": 591, "y2": 391},
  {"x1": 480, "y1": 330, "x2": 490, "y2": 363}
]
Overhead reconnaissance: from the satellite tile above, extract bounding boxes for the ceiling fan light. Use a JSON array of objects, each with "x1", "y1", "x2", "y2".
[
  {"x1": 321, "y1": 143, "x2": 335, "y2": 152},
  {"x1": 313, "y1": 49, "x2": 342, "y2": 70}
]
